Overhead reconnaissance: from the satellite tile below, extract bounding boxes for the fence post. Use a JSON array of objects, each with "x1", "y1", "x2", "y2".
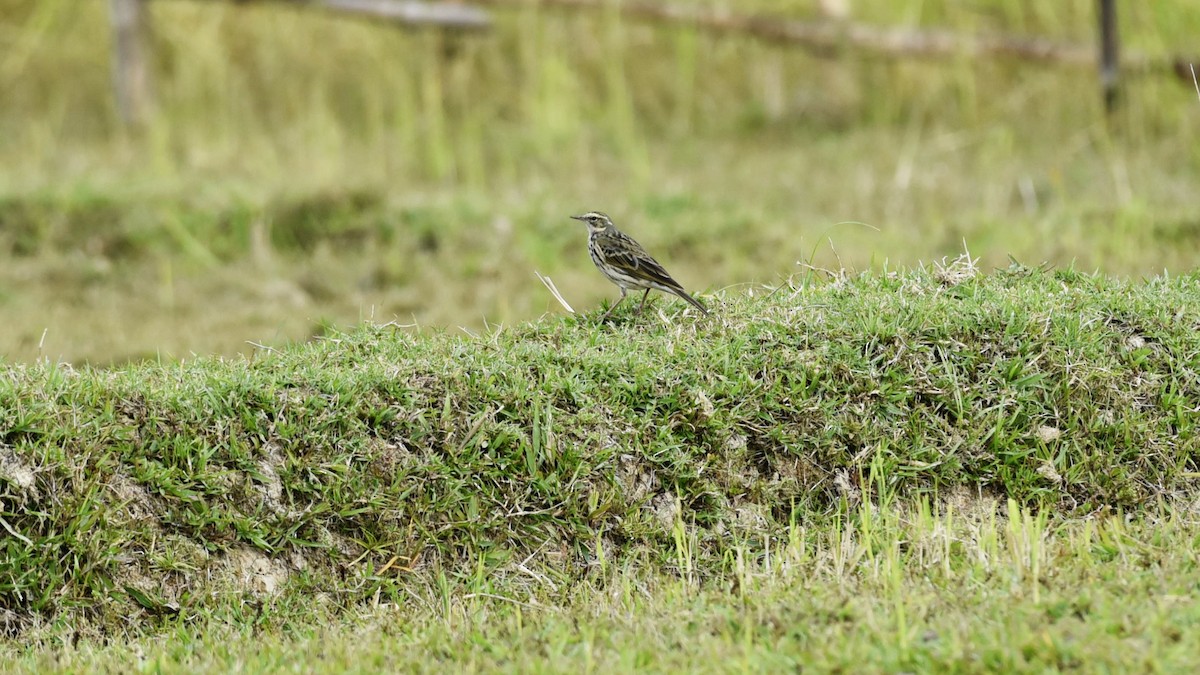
[
  {"x1": 110, "y1": 0, "x2": 154, "y2": 128},
  {"x1": 1097, "y1": 0, "x2": 1118, "y2": 114}
]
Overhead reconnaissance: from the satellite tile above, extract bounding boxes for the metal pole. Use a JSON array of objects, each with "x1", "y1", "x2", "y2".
[{"x1": 1098, "y1": 0, "x2": 1119, "y2": 114}]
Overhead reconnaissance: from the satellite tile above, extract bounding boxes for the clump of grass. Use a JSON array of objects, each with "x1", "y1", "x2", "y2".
[{"x1": 2, "y1": 267, "x2": 1199, "y2": 640}]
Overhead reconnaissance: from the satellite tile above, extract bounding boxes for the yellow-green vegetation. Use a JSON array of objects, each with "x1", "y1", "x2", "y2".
[
  {"x1": 3, "y1": 0, "x2": 1200, "y2": 670},
  {"x1": 9, "y1": 501, "x2": 1200, "y2": 672},
  {"x1": 2, "y1": 269, "x2": 1200, "y2": 670},
  {"x1": 1, "y1": 0, "x2": 1198, "y2": 362}
]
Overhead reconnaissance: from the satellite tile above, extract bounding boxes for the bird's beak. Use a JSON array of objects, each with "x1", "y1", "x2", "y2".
[{"x1": 570, "y1": 215, "x2": 585, "y2": 222}]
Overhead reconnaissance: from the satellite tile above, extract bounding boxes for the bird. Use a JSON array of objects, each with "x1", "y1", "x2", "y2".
[{"x1": 570, "y1": 211, "x2": 709, "y2": 321}]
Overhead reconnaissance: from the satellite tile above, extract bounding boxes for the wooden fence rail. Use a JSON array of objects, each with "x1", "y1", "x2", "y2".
[
  {"x1": 110, "y1": 0, "x2": 492, "y2": 127},
  {"x1": 188, "y1": 0, "x2": 492, "y2": 27},
  {"x1": 111, "y1": 0, "x2": 1194, "y2": 129},
  {"x1": 475, "y1": 0, "x2": 1193, "y2": 77}
]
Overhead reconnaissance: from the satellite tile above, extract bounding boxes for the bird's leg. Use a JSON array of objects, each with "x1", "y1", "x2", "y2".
[
  {"x1": 600, "y1": 287, "x2": 628, "y2": 322},
  {"x1": 636, "y1": 289, "x2": 651, "y2": 315}
]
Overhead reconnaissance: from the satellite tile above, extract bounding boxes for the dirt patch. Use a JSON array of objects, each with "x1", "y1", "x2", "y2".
[
  {"x1": 256, "y1": 444, "x2": 286, "y2": 513},
  {"x1": 0, "y1": 444, "x2": 37, "y2": 498},
  {"x1": 941, "y1": 483, "x2": 1005, "y2": 522},
  {"x1": 222, "y1": 546, "x2": 292, "y2": 596},
  {"x1": 617, "y1": 453, "x2": 660, "y2": 504},
  {"x1": 107, "y1": 472, "x2": 157, "y2": 524}
]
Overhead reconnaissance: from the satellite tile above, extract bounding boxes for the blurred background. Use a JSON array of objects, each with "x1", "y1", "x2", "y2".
[{"x1": 0, "y1": 0, "x2": 1196, "y2": 364}]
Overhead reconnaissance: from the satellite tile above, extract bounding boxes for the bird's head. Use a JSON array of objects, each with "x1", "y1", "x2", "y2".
[{"x1": 570, "y1": 211, "x2": 615, "y2": 234}]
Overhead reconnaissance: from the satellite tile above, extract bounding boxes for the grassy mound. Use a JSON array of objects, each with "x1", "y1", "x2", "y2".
[{"x1": 2, "y1": 266, "x2": 1198, "y2": 638}]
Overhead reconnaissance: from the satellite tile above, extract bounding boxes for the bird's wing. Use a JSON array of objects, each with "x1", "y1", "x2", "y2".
[{"x1": 597, "y1": 231, "x2": 687, "y2": 292}]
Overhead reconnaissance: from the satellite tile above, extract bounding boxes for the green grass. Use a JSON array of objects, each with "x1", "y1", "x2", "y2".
[
  {"x1": 1, "y1": 1, "x2": 1199, "y2": 362},
  {"x1": 6, "y1": 497, "x2": 1200, "y2": 671},
  {"x1": 2, "y1": 268, "x2": 1200, "y2": 663},
  {"x1": 2, "y1": 3, "x2": 1200, "y2": 666},
  {"x1": 3, "y1": 125, "x2": 1200, "y2": 363}
]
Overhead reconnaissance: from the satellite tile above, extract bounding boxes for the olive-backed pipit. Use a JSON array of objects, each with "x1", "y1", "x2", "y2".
[{"x1": 570, "y1": 211, "x2": 709, "y2": 321}]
